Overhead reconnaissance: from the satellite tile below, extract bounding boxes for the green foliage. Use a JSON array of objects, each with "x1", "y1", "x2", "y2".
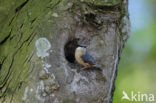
[
  {"x1": 113, "y1": 0, "x2": 156, "y2": 101},
  {"x1": 113, "y1": 19, "x2": 156, "y2": 103}
]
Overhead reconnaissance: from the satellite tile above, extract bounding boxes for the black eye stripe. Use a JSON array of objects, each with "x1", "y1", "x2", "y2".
[{"x1": 79, "y1": 46, "x2": 86, "y2": 48}]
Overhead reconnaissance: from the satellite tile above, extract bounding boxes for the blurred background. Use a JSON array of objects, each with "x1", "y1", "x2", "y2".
[{"x1": 113, "y1": 0, "x2": 156, "y2": 102}]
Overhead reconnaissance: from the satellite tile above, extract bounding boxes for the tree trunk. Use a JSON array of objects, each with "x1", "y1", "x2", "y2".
[{"x1": 0, "y1": 0, "x2": 130, "y2": 103}]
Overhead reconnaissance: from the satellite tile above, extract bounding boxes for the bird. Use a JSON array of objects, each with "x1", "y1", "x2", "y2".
[{"x1": 75, "y1": 45, "x2": 101, "y2": 70}]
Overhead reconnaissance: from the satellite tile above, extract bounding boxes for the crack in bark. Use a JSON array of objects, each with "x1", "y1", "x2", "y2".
[
  {"x1": 0, "y1": 58, "x2": 14, "y2": 90},
  {"x1": 8, "y1": 0, "x2": 29, "y2": 26},
  {"x1": 30, "y1": 17, "x2": 37, "y2": 24},
  {"x1": 23, "y1": 57, "x2": 30, "y2": 65},
  {"x1": 18, "y1": 81, "x2": 24, "y2": 90},
  {"x1": 15, "y1": 32, "x2": 23, "y2": 48},
  {"x1": 0, "y1": 57, "x2": 7, "y2": 71},
  {"x1": 0, "y1": 1, "x2": 31, "y2": 100},
  {"x1": 0, "y1": 34, "x2": 34, "y2": 100},
  {"x1": 10, "y1": 35, "x2": 16, "y2": 40},
  {"x1": 27, "y1": 33, "x2": 36, "y2": 46},
  {"x1": 27, "y1": 52, "x2": 34, "y2": 62},
  {"x1": 0, "y1": 76, "x2": 14, "y2": 99},
  {"x1": 14, "y1": 34, "x2": 33, "y2": 54},
  {"x1": 23, "y1": 51, "x2": 34, "y2": 65},
  {"x1": 0, "y1": 29, "x2": 12, "y2": 45},
  {"x1": 15, "y1": 0, "x2": 29, "y2": 13},
  {"x1": 9, "y1": 16, "x2": 16, "y2": 26},
  {"x1": 20, "y1": 23, "x2": 24, "y2": 29}
]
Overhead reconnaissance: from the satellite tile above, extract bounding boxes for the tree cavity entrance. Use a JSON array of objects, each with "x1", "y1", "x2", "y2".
[{"x1": 64, "y1": 38, "x2": 79, "y2": 63}]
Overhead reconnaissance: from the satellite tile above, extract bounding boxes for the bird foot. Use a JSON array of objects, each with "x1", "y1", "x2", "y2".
[{"x1": 77, "y1": 67, "x2": 88, "y2": 73}]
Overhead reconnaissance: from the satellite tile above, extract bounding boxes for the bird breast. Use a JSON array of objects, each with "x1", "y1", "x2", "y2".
[{"x1": 75, "y1": 47, "x2": 89, "y2": 67}]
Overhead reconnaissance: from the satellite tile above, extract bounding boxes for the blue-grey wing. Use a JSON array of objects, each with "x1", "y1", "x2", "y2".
[{"x1": 81, "y1": 51, "x2": 96, "y2": 65}]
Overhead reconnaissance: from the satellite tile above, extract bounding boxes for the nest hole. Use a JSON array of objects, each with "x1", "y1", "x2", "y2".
[{"x1": 64, "y1": 38, "x2": 79, "y2": 63}]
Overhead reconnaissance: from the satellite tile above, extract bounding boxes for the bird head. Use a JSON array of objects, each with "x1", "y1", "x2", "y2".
[{"x1": 76, "y1": 44, "x2": 87, "y2": 56}]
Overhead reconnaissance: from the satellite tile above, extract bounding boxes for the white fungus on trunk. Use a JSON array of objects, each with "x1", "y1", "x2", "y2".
[{"x1": 35, "y1": 38, "x2": 52, "y2": 59}]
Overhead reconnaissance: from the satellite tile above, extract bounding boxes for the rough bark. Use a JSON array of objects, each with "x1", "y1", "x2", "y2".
[{"x1": 0, "y1": 0, "x2": 130, "y2": 103}]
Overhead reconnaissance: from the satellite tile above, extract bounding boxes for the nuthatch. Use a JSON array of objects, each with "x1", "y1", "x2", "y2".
[{"x1": 75, "y1": 45, "x2": 101, "y2": 70}]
